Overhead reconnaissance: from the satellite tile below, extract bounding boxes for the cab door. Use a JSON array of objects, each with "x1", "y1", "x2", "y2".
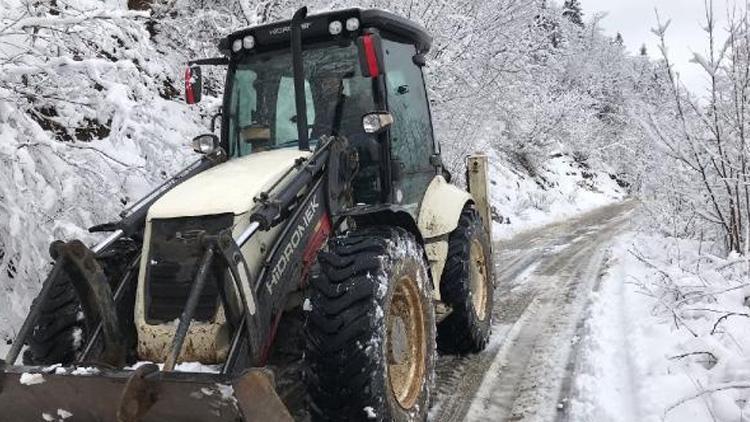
[{"x1": 382, "y1": 38, "x2": 437, "y2": 212}]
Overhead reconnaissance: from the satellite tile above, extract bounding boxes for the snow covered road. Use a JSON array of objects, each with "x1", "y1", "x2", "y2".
[{"x1": 430, "y1": 201, "x2": 636, "y2": 422}]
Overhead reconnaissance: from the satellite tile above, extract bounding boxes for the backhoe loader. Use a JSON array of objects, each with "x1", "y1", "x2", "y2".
[{"x1": 0, "y1": 7, "x2": 495, "y2": 421}]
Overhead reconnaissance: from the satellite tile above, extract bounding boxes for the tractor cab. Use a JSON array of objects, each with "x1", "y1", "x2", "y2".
[{"x1": 187, "y1": 8, "x2": 437, "y2": 211}]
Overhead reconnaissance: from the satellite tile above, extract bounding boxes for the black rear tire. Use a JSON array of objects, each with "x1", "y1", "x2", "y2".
[
  {"x1": 437, "y1": 206, "x2": 494, "y2": 354},
  {"x1": 22, "y1": 238, "x2": 138, "y2": 365},
  {"x1": 305, "y1": 227, "x2": 435, "y2": 422},
  {"x1": 22, "y1": 272, "x2": 86, "y2": 365}
]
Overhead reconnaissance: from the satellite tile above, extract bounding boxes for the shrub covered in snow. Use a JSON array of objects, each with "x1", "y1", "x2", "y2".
[{"x1": 571, "y1": 231, "x2": 750, "y2": 421}]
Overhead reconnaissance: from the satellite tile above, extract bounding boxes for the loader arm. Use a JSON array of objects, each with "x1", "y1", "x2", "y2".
[
  {"x1": 3, "y1": 150, "x2": 225, "y2": 368},
  {"x1": 163, "y1": 135, "x2": 343, "y2": 374},
  {"x1": 0, "y1": 136, "x2": 341, "y2": 422}
]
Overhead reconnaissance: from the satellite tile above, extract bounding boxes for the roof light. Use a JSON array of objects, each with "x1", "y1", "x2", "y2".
[
  {"x1": 328, "y1": 20, "x2": 343, "y2": 35},
  {"x1": 232, "y1": 39, "x2": 242, "y2": 53},
  {"x1": 346, "y1": 17, "x2": 360, "y2": 31},
  {"x1": 243, "y1": 35, "x2": 255, "y2": 49}
]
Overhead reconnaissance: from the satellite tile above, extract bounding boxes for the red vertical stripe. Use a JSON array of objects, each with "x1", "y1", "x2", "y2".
[
  {"x1": 184, "y1": 67, "x2": 195, "y2": 104},
  {"x1": 363, "y1": 35, "x2": 380, "y2": 78},
  {"x1": 300, "y1": 213, "x2": 332, "y2": 287}
]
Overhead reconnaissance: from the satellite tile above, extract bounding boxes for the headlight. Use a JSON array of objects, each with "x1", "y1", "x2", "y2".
[
  {"x1": 346, "y1": 17, "x2": 360, "y2": 31},
  {"x1": 328, "y1": 20, "x2": 343, "y2": 35},
  {"x1": 232, "y1": 39, "x2": 242, "y2": 53}
]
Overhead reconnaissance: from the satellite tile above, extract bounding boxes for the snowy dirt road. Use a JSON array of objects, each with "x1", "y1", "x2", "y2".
[{"x1": 430, "y1": 201, "x2": 636, "y2": 422}]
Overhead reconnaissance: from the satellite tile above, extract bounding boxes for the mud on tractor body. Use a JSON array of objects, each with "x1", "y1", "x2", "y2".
[{"x1": 1, "y1": 7, "x2": 495, "y2": 421}]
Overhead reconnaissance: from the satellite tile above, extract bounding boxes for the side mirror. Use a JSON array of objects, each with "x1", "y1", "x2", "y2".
[
  {"x1": 362, "y1": 112, "x2": 394, "y2": 134},
  {"x1": 192, "y1": 134, "x2": 219, "y2": 154},
  {"x1": 185, "y1": 65, "x2": 203, "y2": 104}
]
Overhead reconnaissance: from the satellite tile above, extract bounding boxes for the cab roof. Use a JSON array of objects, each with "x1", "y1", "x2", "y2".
[{"x1": 219, "y1": 8, "x2": 432, "y2": 55}]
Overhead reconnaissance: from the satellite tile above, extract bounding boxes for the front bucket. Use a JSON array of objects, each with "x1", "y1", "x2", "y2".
[{"x1": 0, "y1": 364, "x2": 293, "y2": 422}]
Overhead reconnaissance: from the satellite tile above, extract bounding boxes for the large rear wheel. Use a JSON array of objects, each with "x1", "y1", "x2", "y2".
[
  {"x1": 437, "y1": 206, "x2": 494, "y2": 354},
  {"x1": 22, "y1": 238, "x2": 138, "y2": 365},
  {"x1": 305, "y1": 227, "x2": 435, "y2": 421},
  {"x1": 22, "y1": 271, "x2": 86, "y2": 365}
]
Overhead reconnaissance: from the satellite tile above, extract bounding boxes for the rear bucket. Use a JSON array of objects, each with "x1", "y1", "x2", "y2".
[{"x1": 0, "y1": 364, "x2": 293, "y2": 422}]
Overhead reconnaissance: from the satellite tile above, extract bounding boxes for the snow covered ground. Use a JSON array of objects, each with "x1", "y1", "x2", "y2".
[
  {"x1": 432, "y1": 201, "x2": 637, "y2": 421},
  {"x1": 490, "y1": 152, "x2": 627, "y2": 240},
  {"x1": 433, "y1": 201, "x2": 750, "y2": 422},
  {"x1": 569, "y1": 232, "x2": 750, "y2": 422}
]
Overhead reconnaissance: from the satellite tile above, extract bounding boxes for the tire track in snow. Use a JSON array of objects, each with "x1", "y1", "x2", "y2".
[{"x1": 430, "y1": 201, "x2": 636, "y2": 422}]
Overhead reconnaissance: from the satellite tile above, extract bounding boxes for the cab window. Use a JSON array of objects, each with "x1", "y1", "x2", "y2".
[{"x1": 383, "y1": 38, "x2": 436, "y2": 205}]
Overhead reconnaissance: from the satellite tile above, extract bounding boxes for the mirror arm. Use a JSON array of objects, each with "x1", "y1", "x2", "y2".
[{"x1": 188, "y1": 57, "x2": 229, "y2": 66}]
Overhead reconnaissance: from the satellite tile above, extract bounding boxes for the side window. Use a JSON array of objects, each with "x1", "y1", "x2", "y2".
[
  {"x1": 275, "y1": 77, "x2": 315, "y2": 145},
  {"x1": 230, "y1": 69, "x2": 257, "y2": 156},
  {"x1": 383, "y1": 39, "x2": 435, "y2": 174}
]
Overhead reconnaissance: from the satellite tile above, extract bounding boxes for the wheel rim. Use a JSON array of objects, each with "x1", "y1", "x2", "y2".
[
  {"x1": 387, "y1": 275, "x2": 427, "y2": 410},
  {"x1": 470, "y1": 239, "x2": 489, "y2": 320}
]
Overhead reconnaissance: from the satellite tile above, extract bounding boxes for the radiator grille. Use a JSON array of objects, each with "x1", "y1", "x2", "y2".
[{"x1": 146, "y1": 214, "x2": 234, "y2": 323}]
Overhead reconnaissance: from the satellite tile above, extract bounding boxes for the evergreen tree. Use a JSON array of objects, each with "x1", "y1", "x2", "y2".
[{"x1": 562, "y1": 0, "x2": 584, "y2": 26}]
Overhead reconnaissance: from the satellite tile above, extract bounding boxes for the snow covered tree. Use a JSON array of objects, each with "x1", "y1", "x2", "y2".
[
  {"x1": 640, "y1": 2, "x2": 750, "y2": 253},
  {"x1": 562, "y1": 0, "x2": 584, "y2": 27}
]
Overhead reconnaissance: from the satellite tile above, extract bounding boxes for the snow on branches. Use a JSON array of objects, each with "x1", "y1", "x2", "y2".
[
  {"x1": 0, "y1": 0, "x2": 203, "y2": 333},
  {"x1": 643, "y1": 2, "x2": 750, "y2": 254}
]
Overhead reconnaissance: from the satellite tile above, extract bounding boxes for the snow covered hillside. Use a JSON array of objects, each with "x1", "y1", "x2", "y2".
[{"x1": 490, "y1": 152, "x2": 627, "y2": 240}]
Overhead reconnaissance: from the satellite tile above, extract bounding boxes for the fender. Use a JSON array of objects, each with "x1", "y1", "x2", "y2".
[
  {"x1": 351, "y1": 177, "x2": 475, "y2": 301},
  {"x1": 417, "y1": 175, "x2": 473, "y2": 239},
  {"x1": 417, "y1": 176, "x2": 473, "y2": 301}
]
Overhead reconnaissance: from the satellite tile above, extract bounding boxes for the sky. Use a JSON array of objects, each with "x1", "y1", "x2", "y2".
[{"x1": 580, "y1": 0, "x2": 736, "y2": 95}]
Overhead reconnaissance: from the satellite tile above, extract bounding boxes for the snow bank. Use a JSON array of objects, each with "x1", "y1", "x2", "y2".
[
  {"x1": 570, "y1": 232, "x2": 750, "y2": 422},
  {"x1": 490, "y1": 152, "x2": 627, "y2": 239}
]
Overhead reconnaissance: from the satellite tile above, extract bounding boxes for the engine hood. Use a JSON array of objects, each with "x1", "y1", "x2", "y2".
[{"x1": 147, "y1": 148, "x2": 311, "y2": 220}]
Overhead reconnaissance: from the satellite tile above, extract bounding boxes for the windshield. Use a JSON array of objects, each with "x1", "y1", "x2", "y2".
[{"x1": 227, "y1": 42, "x2": 376, "y2": 157}]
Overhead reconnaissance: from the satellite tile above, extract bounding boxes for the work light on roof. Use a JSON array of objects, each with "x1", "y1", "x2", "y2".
[
  {"x1": 243, "y1": 35, "x2": 255, "y2": 49},
  {"x1": 232, "y1": 38, "x2": 242, "y2": 53},
  {"x1": 328, "y1": 20, "x2": 343, "y2": 35},
  {"x1": 346, "y1": 17, "x2": 360, "y2": 31}
]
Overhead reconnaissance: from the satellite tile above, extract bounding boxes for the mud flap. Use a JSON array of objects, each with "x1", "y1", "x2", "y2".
[{"x1": 0, "y1": 364, "x2": 292, "y2": 422}]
